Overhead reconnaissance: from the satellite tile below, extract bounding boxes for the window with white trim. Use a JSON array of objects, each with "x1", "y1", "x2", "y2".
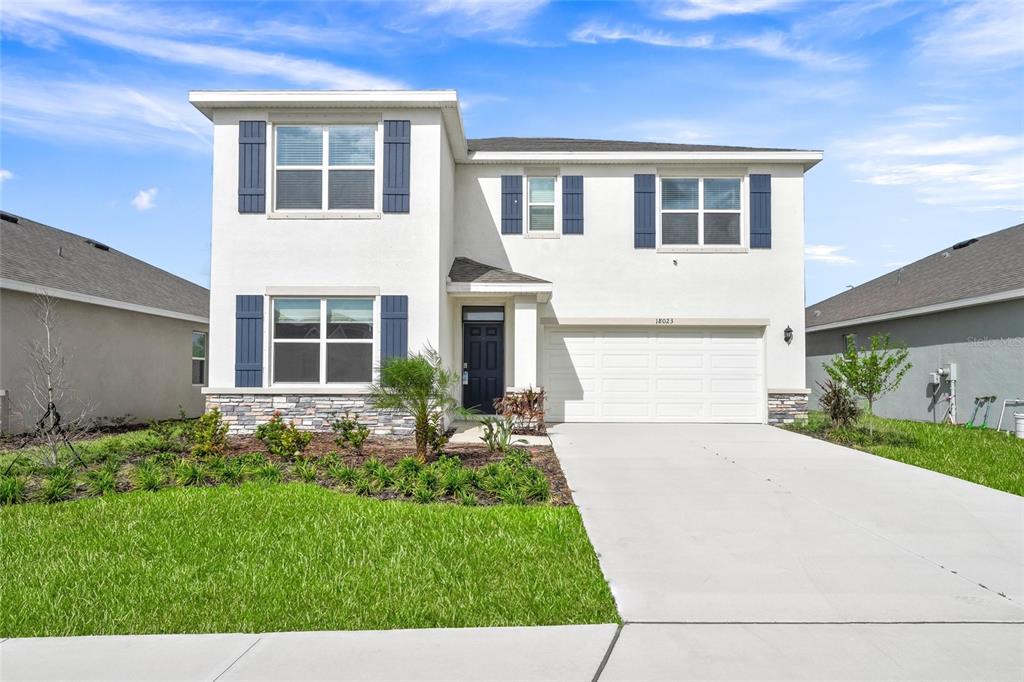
[
  {"x1": 527, "y1": 176, "x2": 556, "y2": 232},
  {"x1": 191, "y1": 331, "x2": 206, "y2": 386},
  {"x1": 272, "y1": 298, "x2": 374, "y2": 384},
  {"x1": 660, "y1": 177, "x2": 742, "y2": 246},
  {"x1": 274, "y1": 125, "x2": 377, "y2": 212}
]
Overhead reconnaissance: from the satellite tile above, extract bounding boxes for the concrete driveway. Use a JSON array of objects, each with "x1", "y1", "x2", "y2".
[{"x1": 551, "y1": 423, "x2": 1024, "y2": 680}]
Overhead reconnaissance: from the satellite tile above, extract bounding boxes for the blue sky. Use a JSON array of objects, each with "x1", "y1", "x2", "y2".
[{"x1": 1, "y1": 0, "x2": 1021, "y2": 305}]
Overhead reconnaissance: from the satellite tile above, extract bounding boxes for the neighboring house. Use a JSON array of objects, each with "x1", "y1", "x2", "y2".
[
  {"x1": 0, "y1": 213, "x2": 210, "y2": 433},
  {"x1": 806, "y1": 223, "x2": 1024, "y2": 424},
  {"x1": 189, "y1": 90, "x2": 822, "y2": 434}
]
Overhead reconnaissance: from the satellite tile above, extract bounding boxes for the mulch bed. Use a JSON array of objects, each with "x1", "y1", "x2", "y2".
[{"x1": 224, "y1": 433, "x2": 573, "y2": 506}]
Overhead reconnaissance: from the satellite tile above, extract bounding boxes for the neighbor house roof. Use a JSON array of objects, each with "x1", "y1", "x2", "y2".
[
  {"x1": 448, "y1": 257, "x2": 550, "y2": 285},
  {"x1": 806, "y1": 223, "x2": 1024, "y2": 330},
  {"x1": 467, "y1": 137, "x2": 806, "y2": 153},
  {"x1": 0, "y1": 212, "x2": 209, "y2": 321}
]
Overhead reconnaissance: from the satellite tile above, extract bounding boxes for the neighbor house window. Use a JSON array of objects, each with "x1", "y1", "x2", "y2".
[
  {"x1": 661, "y1": 177, "x2": 742, "y2": 246},
  {"x1": 527, "y1": 176, "x2": 556, "y2": 232},
  {"x1": 274, "y1": 125, "x2": 376, "y2": 212},
  {"x1": 191, "y1": 331, "x2": 207, "y2": 386},
  {"x1": 272, "y1": 298, "x2": 374, "y2": 384}
]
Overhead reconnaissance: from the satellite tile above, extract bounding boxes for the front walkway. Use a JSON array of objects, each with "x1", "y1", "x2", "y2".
[{"x1": 550, "y1": 423, "x2": 1024, "y2": 679}]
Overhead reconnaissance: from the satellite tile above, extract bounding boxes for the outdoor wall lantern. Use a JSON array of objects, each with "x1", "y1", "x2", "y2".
[{"x1": 784, "y1": 326, "x2": 794, "y2": 344}]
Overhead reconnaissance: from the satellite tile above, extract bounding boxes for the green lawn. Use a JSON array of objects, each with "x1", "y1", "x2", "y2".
[
  {"x1": 786, "y1": 412, "x2": 1024, "y2": 496},
  {"x1": 0, "y1": 484, "x2": 618, "y2": 637}
]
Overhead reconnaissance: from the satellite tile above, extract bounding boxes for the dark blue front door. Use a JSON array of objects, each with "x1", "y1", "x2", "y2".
[{"x1": 463, "y1": 322, "x2": 504, "y2": 413}]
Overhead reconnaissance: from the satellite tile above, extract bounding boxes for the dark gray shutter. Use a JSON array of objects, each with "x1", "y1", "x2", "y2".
[
  {"x1": 381, "y1": 295, "x2": 408, "y2": 363},
  {"x1": 562, "y1": 175, "x2": 584, "y2": 234},
  {"x1": 383, "y1": 120, "x2": 410, "y2": 213},
  {"x1": 501, "y1": 175, "x2": 523, "y2": 234},
  {"x1": 235, "y1": 295, "x2": 263, "y2": 387},
  {"x1": 634, "y1": 174, "x2": 655, "y2": 248},
  {"x1": 238, "y1": 121, "x2": 266, "y2": 214},
  {"x1": 750, "y1": 174, "x2": 772, "y2": 249}
]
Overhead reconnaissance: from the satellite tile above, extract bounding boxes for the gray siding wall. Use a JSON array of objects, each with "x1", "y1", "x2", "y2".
[
  {"x1": 0, "y1": 288, "x2": 207, "y2": 433},
  {"x1": 806, "y1": 298, "x2": 1024, "y2": 424}
]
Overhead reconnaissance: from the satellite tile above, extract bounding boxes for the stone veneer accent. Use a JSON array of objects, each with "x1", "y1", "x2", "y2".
[
  {"x1": 206, "y1": 393, "x2": 415, "y2": 436},
  {"x1": 767, "y1": 391, "x2": 810, "y2": 425}
]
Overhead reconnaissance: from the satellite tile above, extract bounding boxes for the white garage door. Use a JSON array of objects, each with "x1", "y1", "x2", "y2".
[{"x1": 543, "y1": 327, "x2": 764, "y2": 423}]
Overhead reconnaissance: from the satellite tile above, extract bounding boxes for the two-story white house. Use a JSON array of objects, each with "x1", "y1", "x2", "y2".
[{"x1": 189, "y1": 90, "x2": 821, "y2": 434}]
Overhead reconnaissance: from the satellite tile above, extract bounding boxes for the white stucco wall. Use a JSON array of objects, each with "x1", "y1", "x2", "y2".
[
  {"x1": 0, "y1": 289, "x2": 207, "y2": 433},
  {"x1": 206, "y1": 109, "x2": 447, "y2": 389},
  {"x1": 451, "y1": 163, "x2": 808, "y2": 391}
]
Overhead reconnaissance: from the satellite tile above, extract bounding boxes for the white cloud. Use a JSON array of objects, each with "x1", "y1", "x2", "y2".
[
  {"x1": 2, "y1": 0, "x2": 403, "y2": 89},
  {"x1": 623, "y1": 118, "x2": 719, "y2": 142},
  {"x1": 571, "y1": 21, "x2": 713, "y2": 48},
  {"x1": 132, "y1": 187, "x2": 158, "y2": 211},
  {"x1": 806, "y1": 245, "x2": 855, "y2": 265},
  {"x1": 0, "y1": 169, "x2": 13, "y2": 183},
  {"x1": 659, "y1": 0, "x2": 798, "y2": 21},
  {"x1": 918, "y1": 0, "x2": 1024, "y2": 68},
  {"x1": 569, "y1": 22, "x2": 859, "y2": 70},
  {"x1": 1, "y1": 75, "x2": 211, "y2": 151},
  {"x1": 416, "y1": 0, "x2": 548, "y2": 34},
  {"x1": 836, "y1": 106, "x2": 1024, "y2": 211}
]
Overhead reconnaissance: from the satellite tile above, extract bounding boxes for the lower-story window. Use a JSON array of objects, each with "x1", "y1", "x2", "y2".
[
  {"x1": 191, "y1": 331, "x2": 207, "y2": 386},
  {"x1": 272, "y1": 297, "x2": 374, "y2": 384}
]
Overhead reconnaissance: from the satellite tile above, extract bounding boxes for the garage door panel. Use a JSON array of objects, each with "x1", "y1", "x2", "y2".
[
  {"x1": 602, "y1": 353, "x2": 652, "y2": 369},
  {"x1": 544, "y1": 326, "x2": 763, "y2": 423}
]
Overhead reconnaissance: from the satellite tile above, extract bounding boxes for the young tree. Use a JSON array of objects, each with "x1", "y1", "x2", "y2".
[
  {"x1": 823, "y1": 333, "x2": 911, "y2": 432},
  {"x1": 369, "y1": 347, "x2": 464, "y2": 462},
  {"x1": 19, "y1": 296, "x2": 93, "y2": 467}
]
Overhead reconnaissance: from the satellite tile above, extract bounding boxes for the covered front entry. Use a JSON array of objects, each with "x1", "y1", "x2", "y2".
[
  {"x1": 543, "y1": 326, "x2": 765, "y2": 423},
  {"x1": 462, "y1": 308, "x2": 504, "y2": 413}
]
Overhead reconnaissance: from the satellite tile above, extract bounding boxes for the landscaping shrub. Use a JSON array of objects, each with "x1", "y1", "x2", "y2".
[
  {"x1": 250, "y1": 462, "x2": 283, "y2": 483},
  {"x1": 39, "y1": 468, "x2": 75, "y2": 503},
  {"x1": 174, "y1": 459, "x2": 206, "y2": 487},
  {"x1": 255, "y1": 412, "x2": 313, "y2": 458},
  {"x1": 294, "y1": 461, "x2": 319, "y2": 483},
  {"x1": 331, "y1": 414, "x2": 370, "y2": 451},
  {"x1": 84, "y1": 465, "x2": 117, "y2": 496},
  {"x1": 188, "y1": 408, "x2": 229, "y2": 458},
  {"x1": 817, "y1": 379, "x2": 860, "y2": 427},
  {"x1": 494, "y1": 387, "x2": 546, "y2": 434},
  {"x1": 133, "y1": 460, "x2": 165, "y2": 492},
  {"x1": 0, "y1": 475, "x2": 27, "y2": 505},
  {"x1": 479, "y1": 416, "x2": 526, "y2": 453}
]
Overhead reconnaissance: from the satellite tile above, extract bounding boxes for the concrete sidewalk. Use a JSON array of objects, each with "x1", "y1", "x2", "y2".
[
  {"x1": 4, "y1": 622, "x2": 1023, "y2": 681},
  {"x1": 0, "y1": 624, "x2": 617, "y2": 681}
]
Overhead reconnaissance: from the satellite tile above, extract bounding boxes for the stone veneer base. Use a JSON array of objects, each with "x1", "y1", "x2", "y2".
[
  {"x1": 205, "y1": 393, "x2": 414, "y2": 436},
  {"x1": 767, "y1": 391, "x2": 810, "y2": 425}
]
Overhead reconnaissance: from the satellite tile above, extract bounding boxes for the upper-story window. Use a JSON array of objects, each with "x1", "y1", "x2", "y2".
[
  {"x1": 274, "y1": 125, "x2": 377, "y2": 212},
  {"x1": 527, "y1": 176, "x2": 556, "y2": 233},
  {"x1": 272, "y1": 297, "x2": 374, "y2": 384},
  {"x1": 660, "y1": 177, "x2": 742, "y2": 247}
]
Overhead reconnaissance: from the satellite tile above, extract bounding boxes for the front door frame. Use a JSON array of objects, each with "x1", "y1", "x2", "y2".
[{"x1": 461, "y1": 306, "x2": 506, "y2": 413}]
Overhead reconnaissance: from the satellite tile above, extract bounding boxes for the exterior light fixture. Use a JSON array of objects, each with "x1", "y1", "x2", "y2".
[{"x1": 784, "y1": 326, "x2": 793, "y2": 344}]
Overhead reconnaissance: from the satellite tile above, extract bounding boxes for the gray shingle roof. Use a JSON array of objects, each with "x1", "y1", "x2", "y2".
[
  {"x1": 807, "y1": 223, "x2": 1024, "y2": 328},
  {"x1": 0, "y1": 212, "x2": 209, "y2": 319},
  {"x1": 467, "y1": 137, "x2": 808, "y2": 153},
  {"x1": 448, "y1": 257, "x2": 549, "y2": 285}
]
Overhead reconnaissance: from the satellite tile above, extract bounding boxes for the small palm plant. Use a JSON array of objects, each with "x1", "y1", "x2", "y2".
[{"x1": 369, "y1": 347, "x2": 465, "y2": 462}]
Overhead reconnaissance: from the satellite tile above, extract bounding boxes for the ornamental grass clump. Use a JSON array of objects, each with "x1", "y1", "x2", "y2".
[
  {"x1": 133, "y1": 460, "x2": 165, "y2": 492},
  {"x1": 369, "y1": 347, "x2": 465, "y2": 462}
]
